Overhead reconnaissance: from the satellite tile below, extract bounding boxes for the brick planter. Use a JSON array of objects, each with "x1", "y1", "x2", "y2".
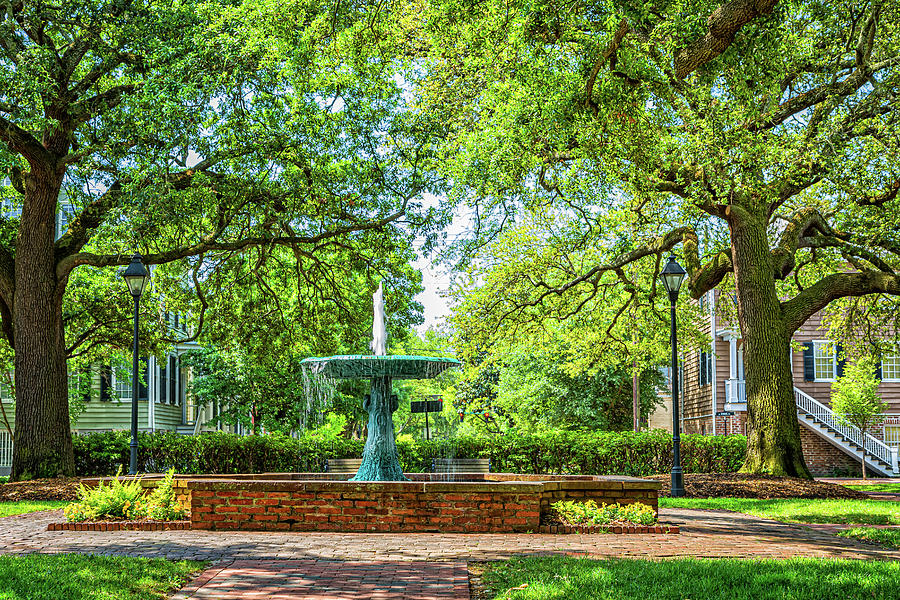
[
  {"x1": 187, "y1": 474, "x2": 660, "y2": 533},
  {"x1": 539, "y1": 524, "x2": 680, "y2": 534},
  {"x1": 47, "y1": 520, "x2": 190, "y2": 532}
]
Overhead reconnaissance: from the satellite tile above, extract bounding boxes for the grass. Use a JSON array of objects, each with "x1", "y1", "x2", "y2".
[
  {"x1": 479, "y1": 556, "x2": 900, "y2": 600},
  {"x1": 845, "y1": 483, "x2": 900, "y2": 493},
  {"x1": 658, "y1": 497, "x2": 900, "y2": 525},
  {"x1": 838, "y1": 527, "x2": 900, "y2": 549},
  {"x1": 0, "y1": 501, "x2": 68, "y2": 517},
  {"x1": 0, "y1": 554, "x2": 204, "y2": 599}
]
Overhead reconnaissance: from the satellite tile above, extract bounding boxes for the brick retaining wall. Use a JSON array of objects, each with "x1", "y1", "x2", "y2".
[{"x1": 188, "y1": 475, "x2": 660, "y2": 533}]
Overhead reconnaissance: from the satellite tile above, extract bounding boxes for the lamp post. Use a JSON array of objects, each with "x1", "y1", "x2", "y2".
[
  {"x1": 122, "y1": 254, "x2": 150, "y2": 475},
  {"x1": 660, "y1": 255, "x2": 687, "y2": 498}
]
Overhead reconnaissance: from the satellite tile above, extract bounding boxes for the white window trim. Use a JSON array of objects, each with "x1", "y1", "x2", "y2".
[
  {"x1": 812, "y1": 339, "x2": 837, "y2": 382},
  {"x1": 882, "y1": 351, "x2": 900, "y2": 383},
  {"x1": 111, "y1": 368, "x2": 132, "y2": 400}
]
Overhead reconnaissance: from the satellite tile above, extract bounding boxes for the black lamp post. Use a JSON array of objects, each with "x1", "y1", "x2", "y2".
[
  {"x1": 122, "y1": 254, "x2": 150, "y2": 475},
  {"x1": 660, "y1": 255, "x2": 687, "y2": 498}
]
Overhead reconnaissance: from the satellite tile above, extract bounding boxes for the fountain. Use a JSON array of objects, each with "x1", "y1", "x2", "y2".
[
  {"x1": 85, "y1": 285, "x2": 663, "y2": 534},
  {"x1": 300, "y1": 283, "x2": 460, "y2": 481}
]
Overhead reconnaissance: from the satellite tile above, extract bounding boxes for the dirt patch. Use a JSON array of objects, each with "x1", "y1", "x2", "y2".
[
  {"x1": 648, "y1": 473, "x2": 869, "y2": 499},
  {"x1": 0, "y1": 478, "x2": 81, "y2": 502},
  {"x1": 468, "y1": 562, "x2": 494, "y2": 600}
]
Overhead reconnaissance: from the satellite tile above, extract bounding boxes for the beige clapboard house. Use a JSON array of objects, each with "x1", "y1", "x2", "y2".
[{"x1": 651, "y1": 289, "x2": 900, "y2": 477}]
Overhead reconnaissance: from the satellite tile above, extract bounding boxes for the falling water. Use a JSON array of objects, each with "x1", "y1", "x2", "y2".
[{"x1": 370, "y1": 283, "x2": 387, "y2": 356}]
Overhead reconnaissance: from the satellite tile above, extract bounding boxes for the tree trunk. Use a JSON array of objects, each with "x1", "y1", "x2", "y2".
[
  {"x1": 730, "y1": 207, "x2": 812, "y2": 478},
  {"x1": 10, "y1": 165, "x2": 75, "y2": 480}
]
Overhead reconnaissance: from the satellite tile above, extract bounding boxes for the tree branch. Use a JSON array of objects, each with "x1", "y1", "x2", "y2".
[
  {"x1": 56, "y1": 201, "x2": 411, "y2": 278},
  {"x1": 673, "y1": 0, "x2": 780, "y2": 80},
  {"x1": 782, "y1": 271, "x2": 900, "y2": 333}
]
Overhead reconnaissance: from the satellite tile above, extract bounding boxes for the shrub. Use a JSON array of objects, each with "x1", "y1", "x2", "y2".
[
  {"x1": 64, "y1": 468, "x2": 186, "y2": 523},
  {"x1": 73, "y1": 429, "x2": 746, "y2": 477},
  {"x1": 64, "y1": 467, "x2": 145, "y2": 522},
  {"x1": 551, "y1": 500, "x2": 657, "y2": 527}
]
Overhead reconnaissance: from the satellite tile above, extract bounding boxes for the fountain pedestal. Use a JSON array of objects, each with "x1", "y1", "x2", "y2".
[{"x1": 352, "y1": 376, "x2": 407, "y2": 481}]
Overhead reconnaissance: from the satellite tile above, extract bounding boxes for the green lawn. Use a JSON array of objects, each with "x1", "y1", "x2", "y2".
[
  {"x1": 658, "y1": 497, "x2": 900, "y2": 525},
  {"x1": 845, "y1": 483, "x2": 900, "y2": 493},
  {"x1": 479, "y1": 556, "x2": 900, "y2": 600},
  {"x1": 838, "y1": 527, "x2": 900, "y2": 549},
  {"x1": 0, "y1": 501, "x2": 68, "y2": 518},
  {"x1": 0, "y1": 554, "x2": 203, "y2": 599}
]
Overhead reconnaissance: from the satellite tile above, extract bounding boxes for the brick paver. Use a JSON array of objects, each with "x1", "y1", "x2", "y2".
[
  {"x1": 3, "y1": 508, "x2": 898, "y2": 599},
  {"x1": 170, "y1": 560, "x2": 468, "y2": 600}
]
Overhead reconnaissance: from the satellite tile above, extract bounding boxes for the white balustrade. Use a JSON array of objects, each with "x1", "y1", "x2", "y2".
[
  {"x1": 794, "y1": 387, "x2": 898, "y2": 474},
  {"x1": 725, "y1": 379, "x2": 746, "y2": 404}
]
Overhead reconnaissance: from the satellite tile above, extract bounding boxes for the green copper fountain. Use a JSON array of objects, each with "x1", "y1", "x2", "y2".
[{"x1": 300, "y1": 284, "x2": 459, "y2": 481}]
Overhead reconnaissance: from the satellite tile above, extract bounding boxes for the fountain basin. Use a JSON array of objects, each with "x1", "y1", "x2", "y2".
[
  {"x1": 100, "y1": 473, "x2": 661, "y2": 533},
  {"x1": 300, "y1": 354, "x2": 460, "y2": 379}
]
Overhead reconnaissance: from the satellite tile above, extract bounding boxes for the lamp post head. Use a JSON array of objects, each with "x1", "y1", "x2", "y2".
[
  {"x1": 659, "y1": 255, "x2": 687, "y2": 300},
  {"x1": 122, "y1": 254, "x2": 150, "y2": 298}
]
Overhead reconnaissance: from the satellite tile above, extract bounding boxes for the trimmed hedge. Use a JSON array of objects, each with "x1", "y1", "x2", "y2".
[{"x1": 73, "y1": 430, "x2": 746, "y2": 477}]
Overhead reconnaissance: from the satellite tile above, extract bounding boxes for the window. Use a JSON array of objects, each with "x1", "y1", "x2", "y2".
[
  {"x1": 112, "y1": 368, "x2": 132, "y2": 399},
  {"x1": 699, "y1": 350, "x2": 713, "y2": 386},
  {"x1": 56, "y1": 203, "x2": 75, "y2": 240},
  {"x1": 0, "y1": 373, "x2": 12, "y2": 401},
  {"x1": 699, "y1": 292, "x2": 708, "y2": 312},
  {"x1": 883, "y1": 351, "x2": 900, "y2": 382},
  {"x1": 813, "y1": 341, "x2": 837, "y2": 381}
]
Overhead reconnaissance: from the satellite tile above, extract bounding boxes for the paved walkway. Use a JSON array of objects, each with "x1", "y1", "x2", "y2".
[{"x1": 2, "y1": 508, "x2": 897, "y2": 598}]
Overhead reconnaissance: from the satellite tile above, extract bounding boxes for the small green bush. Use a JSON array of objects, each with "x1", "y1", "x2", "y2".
[
  {"x1": 64, "y1": 467, "x2": 144, "y2": 522},
  {"x1": 551, "y1": 500, "x2": 657, "y2": 527},
  {"x1": 64, "y1": 468, "x2": 186, "y2": 522}
]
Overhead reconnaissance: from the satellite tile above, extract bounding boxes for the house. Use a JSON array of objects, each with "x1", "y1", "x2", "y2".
[{"x1": 654, "y1": 289, "x2": 900, "y2": 477}]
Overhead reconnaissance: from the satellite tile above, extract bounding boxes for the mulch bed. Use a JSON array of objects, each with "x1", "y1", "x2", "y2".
[
  {"x1": 0, "y1": 477, "x2": 82, "y2": 501},
  {"x1": 648, "y1": 473, "x2": 870, "y2": 500}
]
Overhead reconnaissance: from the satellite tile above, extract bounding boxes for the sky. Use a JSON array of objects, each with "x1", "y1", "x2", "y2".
[{"x1": 411, "y1": 202, "x2": 473, "y2": 334}]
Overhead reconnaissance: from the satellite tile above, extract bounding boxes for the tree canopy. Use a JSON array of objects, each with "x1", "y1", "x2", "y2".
[
  {"x1": 0, "y1": 0, "x2": 445, "y2": 478},
  {"x1": 403, "y1": 0, "x2": 900, "y2": 476}
]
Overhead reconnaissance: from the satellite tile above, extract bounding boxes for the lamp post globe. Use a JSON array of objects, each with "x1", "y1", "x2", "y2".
[
  {"x1": 660, "y1": 255, "x2": 686, "y2": 498},
  {"x1": 122, "y1": 254, "x2": 149, "y2": 475}
]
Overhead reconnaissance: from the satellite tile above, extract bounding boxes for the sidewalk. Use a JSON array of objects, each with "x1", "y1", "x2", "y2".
[{"x1": 3, "y1": 508, "x2": 897, "y2": 598}]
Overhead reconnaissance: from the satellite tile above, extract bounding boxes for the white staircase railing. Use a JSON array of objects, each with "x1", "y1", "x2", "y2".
[{"x1": 794, "y1": 387, "x2": 899, "y2": 474}]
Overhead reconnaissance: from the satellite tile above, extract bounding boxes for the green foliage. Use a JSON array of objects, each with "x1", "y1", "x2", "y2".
[
  {"x1": 0, "y1": 554, "x2": 204, "y2": 600},
  {"x1": 139, "y1": 468, "x2": 187, "y2": 521},
  {"x1": 551, "y1": 500, "x2": 656, "y2": 527},
  {"x1": 64, "y1": 467, "x2": 186, "y2": 523},
  {"x1": 73, "y1": 429, "x2": 745, "y2": 477},
  {"x1": 480, "y1": 556, "x2": 900, "y2": 600},
  {"x1": 64, "y1": 468, "x2": 145, "y2": 522},
  {"x1": 832, "y1": 356, "x2": 888, "y2": 433}
]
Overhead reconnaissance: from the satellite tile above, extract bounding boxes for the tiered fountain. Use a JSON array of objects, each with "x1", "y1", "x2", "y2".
[{"x1": 300, "y1": 283, "x2": 459, "y2": 481}]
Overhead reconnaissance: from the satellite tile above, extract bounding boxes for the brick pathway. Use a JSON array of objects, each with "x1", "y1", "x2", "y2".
[
  {"x1": 2, "y1": 508, "x2": 898, "y2": 598},
  {"x1": 170, "y1": 560, "x2": 468, "y2": 600}
]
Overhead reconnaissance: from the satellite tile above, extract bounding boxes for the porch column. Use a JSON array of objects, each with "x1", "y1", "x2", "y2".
[{"x1": 729, "y1": 338, "x2": 738, "y2": 380}]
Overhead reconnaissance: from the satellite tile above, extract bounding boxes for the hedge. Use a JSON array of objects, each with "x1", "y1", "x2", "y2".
[{"x1": 73, "y1": 430, "x2": 747, "y2": 477}]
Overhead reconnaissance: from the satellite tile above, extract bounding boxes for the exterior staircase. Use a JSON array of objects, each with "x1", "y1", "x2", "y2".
[{"x1": 794, "y1": 387, "x2": 899, "y2": 477}]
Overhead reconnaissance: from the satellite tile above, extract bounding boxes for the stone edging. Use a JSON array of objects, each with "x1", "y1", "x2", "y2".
[
  {"x1": 539, "y1": 524, "x2": 679, "y2": 534},
  {"x1": 47, "y1": 520, "x2": 190, "y2": 532}
]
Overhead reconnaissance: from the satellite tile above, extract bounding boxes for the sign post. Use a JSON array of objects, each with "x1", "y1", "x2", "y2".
[{"x1": 410, "y1": 396, "x2": 443, "y2": 440}]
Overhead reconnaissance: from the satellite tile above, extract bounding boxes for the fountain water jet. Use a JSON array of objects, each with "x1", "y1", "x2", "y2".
[{"x1": 301, "y1": 284, "x2": 459, "y2": 481}]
